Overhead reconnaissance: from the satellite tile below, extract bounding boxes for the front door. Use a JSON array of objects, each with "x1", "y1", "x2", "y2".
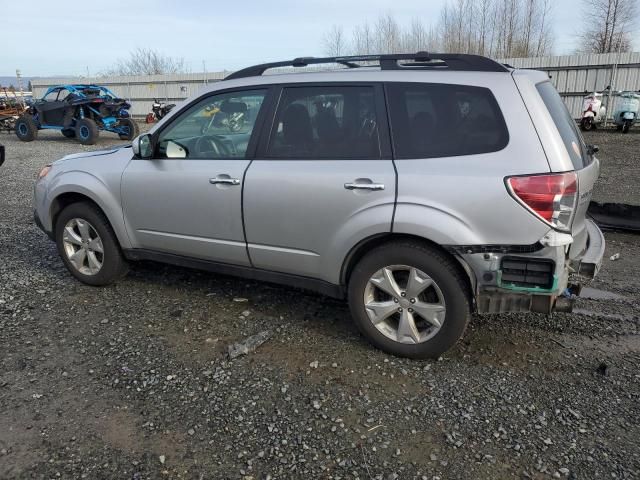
[
  {"x1": 243, "y1": 84, "x2": 396, "y2": 283},
  {"x1": 38, "y1": 87, "x2": 66, "y2": 126},
  {"x1": 121, "y1": 88, "x2": 270, "y2": 266}
]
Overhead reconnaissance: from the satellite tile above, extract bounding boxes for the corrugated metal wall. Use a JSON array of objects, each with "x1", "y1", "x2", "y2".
[
  {"x1": 32, "y1": 52, "x2": 640, "y2": 118},
  {"x1": 502, "y1": 52, "x2": 640, "y2": 118}
]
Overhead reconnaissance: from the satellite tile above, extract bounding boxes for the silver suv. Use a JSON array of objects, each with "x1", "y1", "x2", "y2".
[{"x1": 34, "y1": 53, "x2": 605, "y2": 358}]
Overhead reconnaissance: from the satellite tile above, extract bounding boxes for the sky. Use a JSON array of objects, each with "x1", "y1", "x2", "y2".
[{"x1": 1, "y1": 0, "x2": 637, "y2": 77}]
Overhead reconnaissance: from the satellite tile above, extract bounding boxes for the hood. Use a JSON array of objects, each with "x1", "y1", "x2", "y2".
[{"x1": 53, "y1": 145, "x2": 131, "y2": 165}]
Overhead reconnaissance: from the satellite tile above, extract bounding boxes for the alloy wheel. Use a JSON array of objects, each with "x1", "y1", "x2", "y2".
[
  {"x1": 62, "y1": 218, "x2": 104, "y2": 275},
  {"x1": 363, "y1": 265, "x2": 446, "y2": 344}
]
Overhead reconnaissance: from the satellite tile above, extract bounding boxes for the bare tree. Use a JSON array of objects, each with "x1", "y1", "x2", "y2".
[
  {"x1": 323, "y1": 25, "x2": 346, "y2": 57},
  {"x1": 320, "y1": 2, "x2": 555, "y2": 60},
  {"x1": 352, "y1": 22, "x2": 374, "y2": 55},
  {"x1": 401, "y1": 18, "x2": 430, "y2": 52},
  {"x1": 375, "y1": 14, "x2": 402, "y2": 53},
  {"x1": 105, "y1": 48, "x2": 186, "y2": 76},
  {"x1": 577, "y1": 0, "x2": 637, "y2": 53}
]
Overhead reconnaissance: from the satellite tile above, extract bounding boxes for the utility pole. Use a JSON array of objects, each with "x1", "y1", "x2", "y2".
[
  {"x1": 203, "y1": 60, "x2": 207, "y2": 86},
  {"x1": 15, "y1": 69, "x2": 24, "y2": 107},
  {"x1": 604, "y1": 31, "x2": 624, "y2": 128}
]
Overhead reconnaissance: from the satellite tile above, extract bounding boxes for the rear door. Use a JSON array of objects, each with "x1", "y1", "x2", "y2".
[
  {"x1": 242, "y1": 83, "x2": 395, "y2": 284},
  {"x1": 534, "y1": 81, "x2": 600, "y2": 258}
]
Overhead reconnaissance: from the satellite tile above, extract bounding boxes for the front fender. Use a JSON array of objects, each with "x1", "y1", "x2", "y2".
[{"x1": 44, "y1": 171, "x2": 131, "y2": 249}]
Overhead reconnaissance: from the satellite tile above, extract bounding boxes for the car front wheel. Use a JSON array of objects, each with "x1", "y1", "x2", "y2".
[
  {"x1": 55, "y1": 202, "x2": 128, "y2": 286},
  {"x1": 348, "y1": 241, "x2": 471, "y2": 359}
]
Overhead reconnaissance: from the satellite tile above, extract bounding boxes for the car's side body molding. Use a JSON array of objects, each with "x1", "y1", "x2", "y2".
[{"x1": 123, "y1": 248, "x2": 345, "y2": 299}]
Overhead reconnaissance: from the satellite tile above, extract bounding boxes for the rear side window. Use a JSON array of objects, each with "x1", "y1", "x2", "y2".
[
  {"x1": 386, "y1": 83, "x2": 508, "y2": 159},
  {"x1": 536, "y1": 81, "x2": 587, "y2": 169},
  {"x1": 267, "y1": 86, "x2": 381, "y2": 159}
]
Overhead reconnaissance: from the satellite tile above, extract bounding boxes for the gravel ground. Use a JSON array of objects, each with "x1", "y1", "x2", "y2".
[
  {"x1": 583, "y1": 128, "x2": 640, "y2": 206},
  {"x1": 0, "y1": 129, "x2": 639, "y2": 479}
]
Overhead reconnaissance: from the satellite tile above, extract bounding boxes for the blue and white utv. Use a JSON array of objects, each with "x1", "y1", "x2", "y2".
[{"x1": 15, "y1": 85, "x2": 138, "y2": 145}]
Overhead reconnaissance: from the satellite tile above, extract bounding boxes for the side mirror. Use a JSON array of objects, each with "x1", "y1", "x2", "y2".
[{"x1": 132, "y1": 134, "x2": 153, "y2": 159}]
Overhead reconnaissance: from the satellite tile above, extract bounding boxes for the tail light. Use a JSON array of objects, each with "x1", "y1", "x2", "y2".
[{"x1": 506, "y1": 172, "x2": 578, "y2": 232}]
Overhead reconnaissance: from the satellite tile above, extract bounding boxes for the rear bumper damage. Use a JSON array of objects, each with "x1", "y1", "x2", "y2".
[
  {"x1": 456, "y1": 219, "x2": 606, "y2": 314},
  {"x1": 574, "y1": 219, "x2": 606, "y2": 278}
]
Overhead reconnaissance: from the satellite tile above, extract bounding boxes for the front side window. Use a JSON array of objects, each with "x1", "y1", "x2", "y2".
[
  {"x1": 43, "y1": 89, "x2": 60, "y2": 102},
  {"x1": 387, "y1": 82, "x2": 509, "y2": 159},
  {"x1": 267, "y1": 86, "x2": 381, "y2": 159},
  {"x1": 57, "y1": 88, "x2": 70, "y2": 101},
  {"x1": 156, "y1": 89, "x2": 267, "y2": 159}
]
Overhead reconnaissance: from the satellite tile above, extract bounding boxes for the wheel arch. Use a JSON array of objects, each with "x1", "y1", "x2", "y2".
[
  {"x1": 340, "y1": 233, "x2": 477, "y2": 297},
  {"x1": 49, "y1": 189, "x2": 131, "y2": 250}
]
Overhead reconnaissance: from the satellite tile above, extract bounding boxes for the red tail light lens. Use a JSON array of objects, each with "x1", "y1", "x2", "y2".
[{"x1": 506, "y1": 172, "x2": 578, "y2": 231}]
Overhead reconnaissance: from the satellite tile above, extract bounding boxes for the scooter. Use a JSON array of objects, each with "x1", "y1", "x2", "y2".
[
  {"x1": 145, "y1": 98, "x2": 176, "y2": 123},
  {"x1": 580, "y1": 91, "x2": 607, "y2": 131},
  {"x1": 612, "y1": 91, "x2": 640, "y2": 133}
]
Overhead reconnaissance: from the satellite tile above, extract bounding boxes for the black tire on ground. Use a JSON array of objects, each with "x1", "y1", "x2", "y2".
[
  {"x1": 622, "y1": 120, "x2": 631, "y2": 133},
  {"x1": 61, "y1": 128, "x2": 75, "y2": 138},
  {"x1": 54, "y1": 202, "x2": 129, "y2": 286},
  {"x1": 15, "y1": 115, "x2": 38, "y2": 142},
  {"x1": 75, "y1": 118, "x2": 99, "y2": 145},
  {"x1": 581, "y1": 118, "x2": 594, "y2": 131},
  {"x1": 118, "y1": 118, "x2": 139, "y2": 141},
  {"x1": 348, "y1": 241, "x2": 471, "y2": 359}
]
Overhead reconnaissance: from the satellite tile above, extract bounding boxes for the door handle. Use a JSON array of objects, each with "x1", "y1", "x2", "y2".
[
  {"x1": 209, "y1": 177, "x2": 240, "y2": 185},
  {"x1": 344, "y1": 182, "x2": 385, "y2": 191}
]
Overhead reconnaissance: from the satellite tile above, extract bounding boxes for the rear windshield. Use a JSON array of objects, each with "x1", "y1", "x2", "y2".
[{"x1": 536, "y1": 81, "x2": 588, "y2": 169}]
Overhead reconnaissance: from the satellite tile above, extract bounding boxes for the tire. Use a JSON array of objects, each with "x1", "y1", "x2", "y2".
[
  {"x1": 75, "y1": 118, "x2": 99, "y2": 145},
  {"x1": 581, "y1": 118, "x2": 594, "y2": 131},
  {"x1": 622, "y1": 120, "x2": 631, "y2": 133},
  {"x1": 54, "y1": 202, "x2": 129, "y2": 286},
  {"x1": 348, "y1": 241, "x2": 471, "y2": 359},
  {"x1": 15, "y1": 115, "x2": 37, "y2": 142},
  {"x1": 61, "y1": 128, "x2": 75, "y2": 138},
  {"x1": 118, "y1": 118, "x2": 139, "y2": 141}
]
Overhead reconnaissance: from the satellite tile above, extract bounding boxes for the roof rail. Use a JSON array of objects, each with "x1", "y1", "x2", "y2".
[{"x1": 225, "y1": 52, "x2": 509, "y2": 80}]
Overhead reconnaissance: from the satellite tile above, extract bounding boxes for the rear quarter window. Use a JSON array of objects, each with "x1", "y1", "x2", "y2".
[
  {"x1": 386, "y1": 82, "x2": 509, "y2": 159},
  {"x1": 536, "y1": 81, "x2": 588, "y2": 169}
]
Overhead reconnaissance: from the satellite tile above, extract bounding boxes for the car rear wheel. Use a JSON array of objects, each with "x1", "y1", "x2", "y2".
[
  {"x1": 118, "y1": 118, "x2": 139, "y2": 141},
  {"x1": 15, "y1": 115, "x2": 37, "y2": 142},
  {"x1": 61, "y1": 128, "x2": 75, "y2": 138},
  {"x1": 75, "y1": 118, "x2": 99, "y2": 145},
  {"x1": 622, "y1": 120, "x2": 631, "y2": 133},
  {"x1": 55, "y1": 202, "x2": 128, "y2": 286},
  {"x1": 348, "y1": 241, "x2": 471, "y2": 359}
]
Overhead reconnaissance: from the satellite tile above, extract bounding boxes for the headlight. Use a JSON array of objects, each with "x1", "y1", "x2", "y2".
[{"x1": 37, "y1": 165, "x2": 51, "y2": 180}]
